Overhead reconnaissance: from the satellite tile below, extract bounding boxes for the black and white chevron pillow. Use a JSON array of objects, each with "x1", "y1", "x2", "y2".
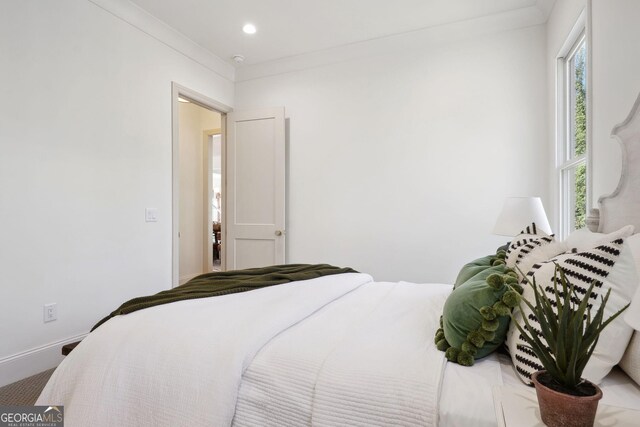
[
  {"x1": 505, "y1": 223, "x2": 555, "y2": 271},
  {"x1": 506, "y1": 237, "x2": 638, "y2": 385}
]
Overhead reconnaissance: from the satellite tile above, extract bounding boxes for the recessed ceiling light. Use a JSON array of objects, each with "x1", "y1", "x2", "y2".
[{"x1": 242, "y1": 23, "x2": 256, "y2": 34}]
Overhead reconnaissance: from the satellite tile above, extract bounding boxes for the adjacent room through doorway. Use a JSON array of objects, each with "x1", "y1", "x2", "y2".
[
  {"x1": 177, "y1": 98, "x2": 222, "y2": 284},
  {"x1": 209, "y1": 132, "x2": 222, "y2": 271}
]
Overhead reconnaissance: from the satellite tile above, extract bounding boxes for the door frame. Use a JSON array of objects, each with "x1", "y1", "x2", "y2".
[{"x1": 171, "y1": 82, "x2": 231, "y2": 287}]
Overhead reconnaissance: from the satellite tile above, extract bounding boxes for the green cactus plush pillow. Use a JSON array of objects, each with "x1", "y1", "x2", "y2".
[
  {"x1": 435, "y1": 249, "x2": 522, "y2": 366},
  {"x1": 453, "y1": 252, "x2": 507, "y2": 289}
]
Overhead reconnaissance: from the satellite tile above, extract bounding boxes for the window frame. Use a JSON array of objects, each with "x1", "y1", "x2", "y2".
[{"x1": 556, "y1": 12, "x2": 591, "y2": 239}]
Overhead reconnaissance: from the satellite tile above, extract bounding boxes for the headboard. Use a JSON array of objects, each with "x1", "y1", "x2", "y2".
[{"x1": 587, "y1": 92, "x2": 640, "y2": 233}]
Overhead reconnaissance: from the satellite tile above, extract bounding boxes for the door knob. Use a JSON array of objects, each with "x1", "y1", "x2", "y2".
[{"x1": 275, "y1": 230, "x2": 283, "y2": 236}]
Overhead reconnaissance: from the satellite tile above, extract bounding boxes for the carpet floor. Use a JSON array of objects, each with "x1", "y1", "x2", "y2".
[{"x1": 0, "y1": 368, "x2": 55, "y2": 405}]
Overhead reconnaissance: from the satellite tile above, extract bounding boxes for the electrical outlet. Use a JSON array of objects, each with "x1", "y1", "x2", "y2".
[{"x1": 44, "y1": 303, "x2": 57, "y2": 323}]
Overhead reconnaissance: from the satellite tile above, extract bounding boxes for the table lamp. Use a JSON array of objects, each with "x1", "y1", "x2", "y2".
[{"x1": 493, "y1": 197, "x2": 552, "y2": 237}]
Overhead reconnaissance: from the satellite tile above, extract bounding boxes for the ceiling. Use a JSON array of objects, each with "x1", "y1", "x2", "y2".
[{"x1": 128, "y1": 0, "x2": 556, "y2": 67}]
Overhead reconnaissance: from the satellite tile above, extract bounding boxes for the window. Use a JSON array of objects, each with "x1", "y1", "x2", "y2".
[{"x1": 558, "y1": 33, "x2": 588, "y2": 238}]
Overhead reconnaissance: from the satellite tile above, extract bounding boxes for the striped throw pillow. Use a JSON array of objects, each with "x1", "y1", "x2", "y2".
[
  {"x1": 505, "y1": 223, "x2": 556, "y2": 273},
  {"x1": 506, "y1": 236, "x2": 638, "y2": 384}
]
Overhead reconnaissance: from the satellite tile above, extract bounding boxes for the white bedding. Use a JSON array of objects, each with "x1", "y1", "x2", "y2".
[
  {"x1": 37, "y1": 273, "x2": 373, "y2": 426},
  {"x1": 439, "y1": 354, "x2": 505, "y2": 427},
  {"x1": 37, "y1": 274, "x2": 450, "y2": 426},
  {"x1": 233, "y1": 281, "x2": 450, "y2": 426},
  {"x1": 439, "y1": 352, "x2": 640, "y2": 427}
]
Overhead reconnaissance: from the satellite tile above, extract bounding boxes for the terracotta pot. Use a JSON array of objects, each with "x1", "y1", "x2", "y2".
[{"x1": 531, "y1": 371, "x2": 602, "y2": 427}]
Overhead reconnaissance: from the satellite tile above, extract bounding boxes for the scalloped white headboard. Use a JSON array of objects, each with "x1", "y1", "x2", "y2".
[{"x1": 587, "y1": 93, "x2": 640, "y2": 234}]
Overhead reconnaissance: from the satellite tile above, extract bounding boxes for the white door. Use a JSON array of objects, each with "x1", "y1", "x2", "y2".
[{"x1": 225, "y1": 107, "x2": 286, "y2": 270}]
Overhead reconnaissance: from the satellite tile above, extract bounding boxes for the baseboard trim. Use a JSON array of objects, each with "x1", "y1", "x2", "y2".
[{"x1": 0, "y1": 333, "x2": 87, "y2": 388}]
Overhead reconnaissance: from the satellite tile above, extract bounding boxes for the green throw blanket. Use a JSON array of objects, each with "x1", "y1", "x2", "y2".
[{"x1": 92, "y1": 263, "x2": 357, "y2": 331}]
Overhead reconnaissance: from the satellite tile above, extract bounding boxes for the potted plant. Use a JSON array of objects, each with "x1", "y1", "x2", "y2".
[{"x1": 512, "y1": 264, "x2": 629, "y2": 427}]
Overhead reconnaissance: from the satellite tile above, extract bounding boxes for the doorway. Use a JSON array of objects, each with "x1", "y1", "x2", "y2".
[
  {"x1": 172, "y1": 84, "x2": 287, "y2": 286},
  {"x1": 171, "y1": 83, "x2": 231, "y2": 287}
]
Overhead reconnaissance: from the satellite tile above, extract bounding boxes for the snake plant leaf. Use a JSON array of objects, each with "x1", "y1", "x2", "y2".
[
  {"x1": 513, "y1": 263, "x2": 629, "y2": 391},
  {"x1": 512, "y1": 313, "x2": 557, "y2": 372}
]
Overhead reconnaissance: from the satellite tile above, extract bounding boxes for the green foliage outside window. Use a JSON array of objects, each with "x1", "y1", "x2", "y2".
[
  {"x1": 573, "y1": 46, "x2": 587, "y2": 229},
  {"x1": 575, "y1": 164, "x2": 586, "y2": 229}
]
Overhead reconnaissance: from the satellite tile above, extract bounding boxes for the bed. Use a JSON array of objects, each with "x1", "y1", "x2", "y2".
[{"x1": 37, "y1": 95, "x2": 640, "y2": 426}]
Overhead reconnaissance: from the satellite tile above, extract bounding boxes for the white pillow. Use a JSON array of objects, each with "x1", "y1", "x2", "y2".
[
  {"x1": 565, "y1": 225, "x2": 638, "y2": 340},
  {"x1": 624, "y1": 234, "x2": 640, "y2": 328},
  {"x1": 620, "y1": 332, "x2": 640, "y2": 385},
  {"x1": 507, "y1": 236, "x2": 639, "y2": 385},
  {"x1": 626, "y1": 233, "x2": 640, "y2": 279},
  {"x1": 620, "y1": 233, "x2": 640, "y2": 385},
  {"x1": 564, "y1": 225, "x2": 634, "y2": 252}
]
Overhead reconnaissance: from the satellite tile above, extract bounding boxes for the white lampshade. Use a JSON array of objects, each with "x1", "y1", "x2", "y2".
[{"x1": 493, "y1": 197, "x2": 552, "y2": 237}]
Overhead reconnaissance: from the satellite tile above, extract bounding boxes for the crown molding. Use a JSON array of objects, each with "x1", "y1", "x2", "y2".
[
  {"x1": 536, "y1": 0, "x2": 558, "y2": 19},
  {"x1": 236, "y1": 6, "x2": 547, "y2": 82},
  {"x1": 87, "y1": 0, "x2": 235, "y2": 82},
  {"x1": 86, "y1": 0, "x2": 556, "y2": 84}
]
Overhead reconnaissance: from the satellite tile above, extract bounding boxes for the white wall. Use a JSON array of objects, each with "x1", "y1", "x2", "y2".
[
  {"x1": 235, "y1": 25, "x2": 549, "y2": 283},
  {"x1": 591, "y1": 0, "x2": 640, "y2": 202},
  {"x1": 178, "y1": 103, "x2": 220, "y2": 282},
  {"x1": 0, "y1": 0, "x2": 233, "y2": 385}
]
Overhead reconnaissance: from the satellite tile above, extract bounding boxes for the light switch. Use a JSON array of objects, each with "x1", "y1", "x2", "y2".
[{"x1": 145, "y1": 208, "x2": 158, "y2": 222}]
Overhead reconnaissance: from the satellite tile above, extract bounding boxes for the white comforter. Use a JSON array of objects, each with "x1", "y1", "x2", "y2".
[{"x1": 37, "y1": 273, "x2": 450, "y2": 427}]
